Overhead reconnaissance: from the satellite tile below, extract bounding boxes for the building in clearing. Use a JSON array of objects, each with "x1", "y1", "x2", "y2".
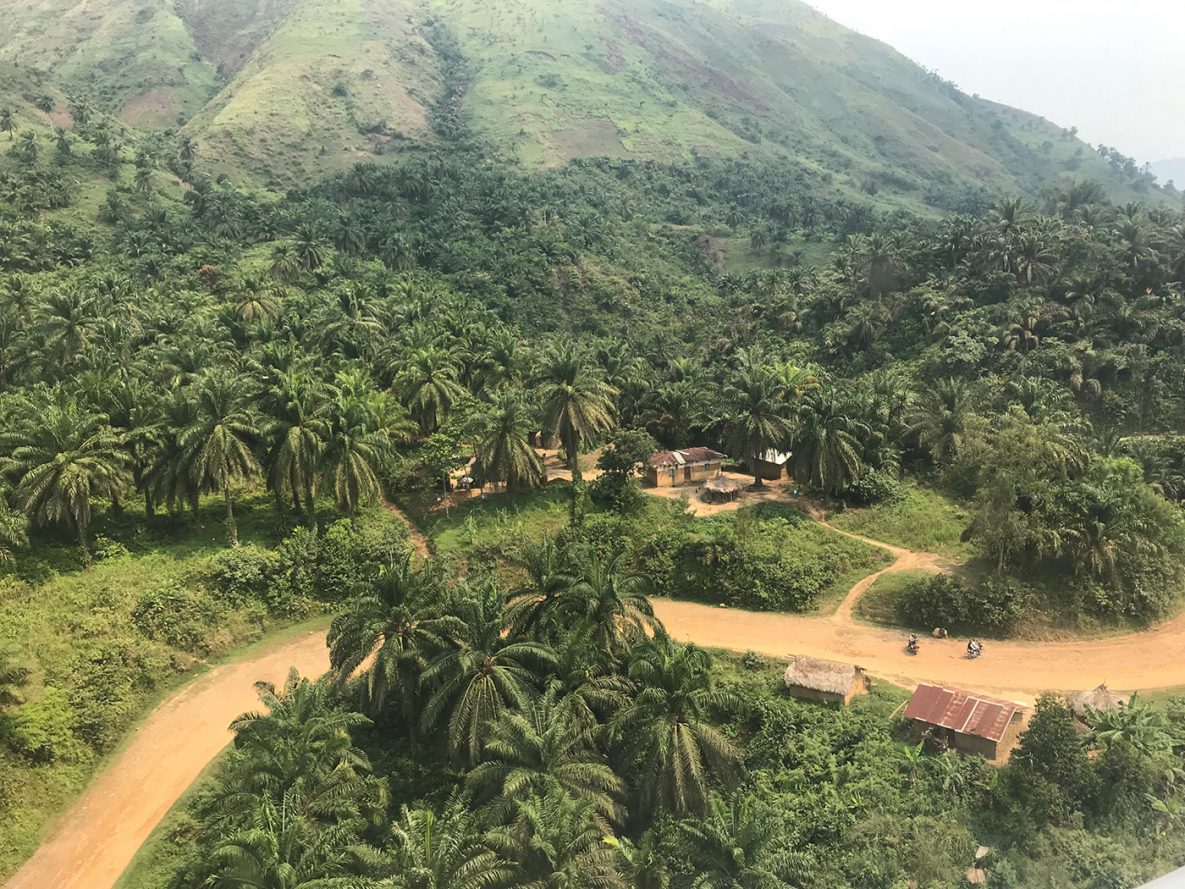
[
  {"x1": 782, "y1": 655, "x2": 870, "y2": 705},
  {"x1": 904, "y1": 683, "x2": 1026, "y2": 761},
  {"x1": 752, "y1": 449, "x2": 791, "y2": 481},
  {"x1": 646, "y1": 447, "x2": 726, "y2": 488}
]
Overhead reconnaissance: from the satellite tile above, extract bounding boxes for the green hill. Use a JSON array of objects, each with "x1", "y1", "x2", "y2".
[{"x1": 0, "y1": 0, "x2": 1171, "y2": 207}]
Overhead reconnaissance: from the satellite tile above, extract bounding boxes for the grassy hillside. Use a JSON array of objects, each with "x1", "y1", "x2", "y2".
[
  {"x1": 0, "y1": 0, "x2": 1171, "y2": 209},
  {"x1": 0, "y1": 0, "x2": 219, "y2": 128},
  {"x1": 183, "y1": 0, "x2": 440, "y2": 184}
]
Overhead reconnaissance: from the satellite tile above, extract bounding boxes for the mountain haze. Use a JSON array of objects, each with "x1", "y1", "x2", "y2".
[{"x1": 0, "y1": 0, "x2": 1169, "y2": 207}]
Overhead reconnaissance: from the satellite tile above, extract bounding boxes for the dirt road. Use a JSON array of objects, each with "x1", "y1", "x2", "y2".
[{"x1": 3, "y1": 628, "x2": 332, "y2": 889}]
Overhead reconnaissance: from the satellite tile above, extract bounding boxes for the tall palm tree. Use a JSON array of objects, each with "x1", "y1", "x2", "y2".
[
  {"x1": 467, "y1": 684, "x2": 623, "y2": 828},
  {"x1": 789, "y1": 389, "x2": 867, "y2": 495},
  {"x1": 328, "y1": 555, "x2": 461, "y2": 735},
  {"x1": 907, "y1": 378, "x2": 971, "y2": 465},
  {"x1": 0, "y1": 400, "x2": 128, "y2": 566},
  {"x1": 474, "y1": 389, "x2": 544, "y2": 493},
  {"x1": 560, "y1": 548, "x2": 659, "y2": 662},
  {"x1": 720, "y1": 365, "x2": 794, "y2": 489},
  {"x1": 678, "y1": 795, "x2": 800, "y2": 889},
  {"x1": 396, "y1": 348, "x2": 468, "y2": 434},
  {"x1": 179, "y1": 373, "x2": 262, "y2": 547},
  {"x1": 421, "y1": 583, "x2": 557, "y2": 766},
  {"x1": 384, "y1": 797, "x2": 510, "y2": 889},
  {"x1": 538, "y1": 340, "x2": 617, "y2": 473},
  {"x1": 262, "y1": 370, "x2": 326, "y2": 523},
  {"x1": 320, "y1": 371, "x2": 415, "y2": 525},
  {"x1": 485, "y1": 790, "x2": 625, "y2": 889},
  {"x1": 649, "y1": 380, "x2": 711, "y2": 449},
  {"x1": 612, "y1": 641, "x2": 740, "y2": 818}
]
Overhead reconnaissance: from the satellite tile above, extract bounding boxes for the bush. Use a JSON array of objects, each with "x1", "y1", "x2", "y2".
[
  {"x1": 896, "y1": 573, "x2": 1026, "y2": 633},
  {"x1": 207, "y1": 545, "x2": 279, "y2": 605},
  {"x1": 132, "y1": 585, "x2": 223, "y2": 652},
  {"x1": 10, "y1": 687, "x2": 81, "y2": 762},
  {"x1": 845, "y1": 469, "x2": 904, "y2": 506},
  {"x1": 91, "y1": 535, "x2": 130, "y2": 561}
]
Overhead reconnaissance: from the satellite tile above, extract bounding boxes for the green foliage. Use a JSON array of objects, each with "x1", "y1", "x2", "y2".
[
  {"x1": 896, "y1": 573, "x2": 1028, "y2": 634},
  {"x1": 132, "y1": 584, "x2": 223, "y2": 652},
  {"x1": 8, "y1": 687, "x2": 80, "y2": 763}
]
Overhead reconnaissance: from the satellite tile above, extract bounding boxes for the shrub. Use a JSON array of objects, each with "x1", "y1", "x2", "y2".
[
  {"x1": 846, "y1": 469, "x2": 904, "y2": 506},
  {"x1": 91, "y1": 535, "x2": 130, "y2": 561},
  {"x1": 896, "y1": 573, "x2": 1026, "y2": 633},
  {"x1": 741, "y1": 650, "x2": 766, "y2": 670},
  {"x1": 132, "y1": 585, "x2": 222, "y2": 652},
  {"x1": 207, "y1": 545, "x2": 279, "y2": 605},
  {"x1": 10, "y1": 687, "x2": 81, "y2": 762}
]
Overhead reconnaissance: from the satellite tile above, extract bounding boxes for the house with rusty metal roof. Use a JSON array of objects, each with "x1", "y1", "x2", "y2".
[
  {"x1": 645, "y1": 447, "x2": 726, "y2": 488},
  {"x1": 903, "y1": 684, "x2": 1027, "y2": 761}
]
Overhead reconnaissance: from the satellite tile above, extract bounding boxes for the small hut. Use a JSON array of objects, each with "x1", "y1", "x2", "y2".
[
  {"x1": 1067, "y1": 684, "x2": 1130, "y2": 722},
  {"x1": 752, "y1": 449, "x2": 791, "y2": 481},
  {"x1": 783, "y1": 655, "x2": 870, "y2": 705},
  {"x1": 904, "y1": 684, "x2": 1026, "y2": 761},
  {"x1": 646, "y1": 447, "x2": 725, "y2": 488},
  {"x1": 702, "y1": 476, "x2": 742, "y2": 504}
]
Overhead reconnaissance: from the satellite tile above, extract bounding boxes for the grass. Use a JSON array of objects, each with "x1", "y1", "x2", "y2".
[
  {"x1": 414, "y1": 485, "x2": 573, "y2": 560},
  {"x1": 830, "y1": 485, "x2": 973, "y2": 561},
  {"x1": 0, "y1": 493, "x2": 398, "y2": 882},
  {"x1": 853, "y1": 569, "x2": 935, "y2": 627}
]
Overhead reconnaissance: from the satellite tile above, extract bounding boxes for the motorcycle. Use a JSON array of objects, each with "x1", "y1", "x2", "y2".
[
  {"x1": 966, "y1": 641, "x2": 983, "y2": 659},
  {"x1": 906, "y1": 636, "x2": 920, "y2": 655}
]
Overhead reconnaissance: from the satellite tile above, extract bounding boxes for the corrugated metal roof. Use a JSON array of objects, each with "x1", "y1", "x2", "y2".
[
  {"x1": 649, "y1": 447, "x2": 726, "y2": 468},
  {"x1": 903, "y1": 684, "x2": 1024, "y2": 743}
]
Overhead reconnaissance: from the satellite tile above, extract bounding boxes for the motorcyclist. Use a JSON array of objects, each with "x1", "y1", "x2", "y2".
[
  {"x1": 907, "y1": 633, "x2": 919, "y2": 653},
  {"x1": 967, "y1": 639, "x2": 982, "y2": 658}
]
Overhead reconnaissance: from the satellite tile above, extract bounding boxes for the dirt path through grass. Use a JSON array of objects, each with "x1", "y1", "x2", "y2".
[{"x1": 4, "y1": 627, "x2": 332, "y2": 889}]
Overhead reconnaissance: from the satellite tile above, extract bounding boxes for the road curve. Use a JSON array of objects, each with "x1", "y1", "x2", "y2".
[{"x1": 3, "y1": 627, "x2": 331, "y2": 889}]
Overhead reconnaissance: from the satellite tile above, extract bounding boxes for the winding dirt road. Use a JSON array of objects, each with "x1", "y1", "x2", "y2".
[
  {"x1": 11, "y1": 509, "x2": 1185, "y2": 889},
  {"x1": 4, "y1": 627, "x2": 332, "y2": 889}
]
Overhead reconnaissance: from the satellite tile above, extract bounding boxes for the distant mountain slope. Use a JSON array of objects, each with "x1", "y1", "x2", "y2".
[
  {"x1": 181, "y1": 0, "x2": 440, "y2": 183},
  {"x1": 0, "y1": 0, "x2": 1170, "y2": 208},
  {"x1": 0, "y1": 0, "x2": 219, "y2": 128}
]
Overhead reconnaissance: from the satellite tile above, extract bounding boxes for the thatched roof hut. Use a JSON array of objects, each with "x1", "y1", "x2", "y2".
[
  {"x1": 782, "y1": 655, "x2": 869, "y2": 705},
  {"x1": 702, "y1": 476, "x2": 742, "y2": 503},
  {"x1": 1067, "y1": 684, "x2": 1130, "y2": 719}
]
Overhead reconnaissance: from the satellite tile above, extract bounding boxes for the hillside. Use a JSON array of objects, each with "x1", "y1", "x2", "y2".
[{"x1": 0, "y1": 0, "x2": 1173, "y2": 206}]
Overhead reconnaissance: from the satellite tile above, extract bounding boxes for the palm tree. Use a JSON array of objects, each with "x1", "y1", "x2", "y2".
[
  {"x1": 474, "y1": 389, "x2": 544, "y2": 493},
  {"x1": 486, "y1": 790, "x2": 625, "y2": 889},
  {"x1": 384, "y1": 797, "x2": 511, "y2": 889},
  {"x1": 560, "y1": 548, "x2": 659, "y2": 662},
  {"x1": 466, "y1": 684, "x2": 623, "y2": 828},
  {"x1": 0, "y1": 108, "x2": 14, "y2": 141},
  {"x1": 421, "y1": 583, "x2": 557, "y2": 766},
  {"x1": 1088, "y1": 695, "x2": 1181, "y2": 760},
  {"x1": 232, "y1": 276, "x2": 284, "y2": 324},
  {"x1": 612, "y1": 641, "x2": 740, "y2": 817},
  {"x1": 907, "y1": 378, "x2": 971, "y2": 464},
  {"x1": 319, "y1": 370, "x2": 414, "y2": 525},
  {"x1": 328, "y1": 554, "x2": 461, "y2": 735},
  {"x1": 678, "y1": 795, "x2": 800, "y2": 889},
  {"x1": 789, "y1": 390, "x2": 867, "y2": 495},
  {"x1": 262, "y1": 370, "x2": 326, "y2": 522},
  {"x1": 205, "y1": 794, "x2": 363, "y2": 889},
  {"x1": 0, "y1": 504, "x2": 28, "y2": 567},
  {"x1": 0, "y1": 400, "x2": 128, "y2": 566},
  {"x1": 649, "y1": 380, "x2": 711, "y2": 448},
  {"x1": 538, "y1": 340, "x2": 617, "y2": 473},
  {"x1": 396, "y1": 348, "x2": 468, "y2": 434},
  {"x1": 720, "y1": 365, "x2": 794, "y2": 489},
  {"x1": 178, "y1": 373, "x2": 262, "y2": 547},
  {"x1": 35, "y1": 288, "x2": 103, "y2": 368}
]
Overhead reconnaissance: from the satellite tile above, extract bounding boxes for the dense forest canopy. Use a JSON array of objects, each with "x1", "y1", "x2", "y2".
[{"x1": 2, "y1": 4, "x2": 1185, "y2": 888}]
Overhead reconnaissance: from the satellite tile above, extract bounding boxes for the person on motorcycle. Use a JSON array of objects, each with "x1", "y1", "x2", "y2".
[
  {"x1": 967, "y1": 639, "x2": 982, "y2": 657},
  {"x1": 907, "y1": 633, "x2": 919, "y2": 653}
]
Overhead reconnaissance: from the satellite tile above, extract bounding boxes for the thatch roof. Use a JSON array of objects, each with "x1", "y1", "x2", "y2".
[
  {"x1": 783, "y1": 655, "x2": 865, "y2": 695},
  {"x1": 704, "y1": 476, "x2": 742, "y2": 494},
  {"x1": 1067, "y1": 684, "x2": 1130, "y2": 718}
]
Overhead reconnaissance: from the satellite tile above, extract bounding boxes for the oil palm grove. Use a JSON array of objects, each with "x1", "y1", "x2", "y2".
[{"x1": 3, "y1": 3, "x2": 1185, "y2": 887}]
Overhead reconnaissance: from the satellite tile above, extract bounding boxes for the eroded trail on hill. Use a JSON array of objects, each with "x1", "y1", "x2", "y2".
[{"x1": 4, "y1": 628, "x2": 332, "y2": 889}]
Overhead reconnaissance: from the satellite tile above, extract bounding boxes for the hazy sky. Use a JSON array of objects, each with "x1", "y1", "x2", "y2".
[{"x1": 803, "y1": 0, "x2": 1185, "y2": 163}]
